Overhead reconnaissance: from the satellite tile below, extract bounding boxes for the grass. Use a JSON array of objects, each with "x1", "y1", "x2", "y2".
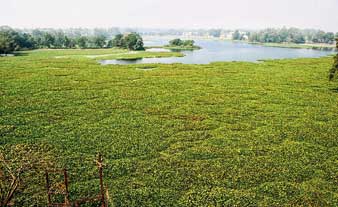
[
  {"x1": 1, "y1": 48, "x2": 338, "y2": 206},
  {"x1": 22, "y1": 48, "x2": 184, "y2": 60}
]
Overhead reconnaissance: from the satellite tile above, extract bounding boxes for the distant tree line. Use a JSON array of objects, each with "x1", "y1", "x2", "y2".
[
  {"x1": 248, "y1": 28, "x2": 337, "y2": 44},
  {"x1": 0, "y1": 26, "x2": 145, "y2": 54}
]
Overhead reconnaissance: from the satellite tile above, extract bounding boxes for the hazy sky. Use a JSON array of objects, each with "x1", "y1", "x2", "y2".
[{"x1": 1, "y1": 0, "x2": 338, "y2": 32}]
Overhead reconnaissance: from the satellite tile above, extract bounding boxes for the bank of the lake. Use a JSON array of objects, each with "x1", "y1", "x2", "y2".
[{"x1": 249, "y1": 42, "x2": 337, "y2": 50}]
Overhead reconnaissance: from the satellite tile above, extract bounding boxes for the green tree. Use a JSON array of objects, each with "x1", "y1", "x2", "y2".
[
  {"x1": 134, "y1": 38, "x2": 144, "y2": 51},
  {"x1": 111, "y1": 34, "x2": 124, "y2": 48},
  {"x1": 124, "y1": 33, "x2": 144, "y2": 50},
  {"x1": 0, "y1": 31, "x2": 16, "y2": 54},
  {"x1": 64, "y1": 36, "x2": 75, "y2": 48},
  {"x1": 183, "y1": 40, "x2": 195, "y2": 46},
  {"x1": 232, "y1": 30, "x2": 242, "y2": 40},
  {"x1": 76, "y1": 36, "x2": 88, "y2": 49},
  {"x1": 92, "y1": 35, "x2": 106, "y2": 48},
  {"x1": 169, "y1": 39, "x2": 183, "y2": 46},
  {"x1": 17, "y1": 33, "x2": 36, "y2": 49},
  {"x1": 292, "y1": 34, "x2": 306, "y2": 44},
  {"x1": 106, "y1": 40, "x2": 113, "y2": 48},
  {"x1": 324, "y1": 32, "x2": 335, "y2": 44},
  {"x1": 42, "y1": 33, "x2": 55, "y2": 48}
]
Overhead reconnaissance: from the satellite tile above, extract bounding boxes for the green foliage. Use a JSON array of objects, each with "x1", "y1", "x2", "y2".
[
  {"x1": 167, "y1": 39, "x2": 199, "y2": 50},
  {"x1": 42, "y1": 33, "x2": 55, "y2": 48},
  {"x1": 182, "y1": 40, "x2": 194, "y2": 47},
  {"x1": 124, "y1": 33, "x2": 144, "y2": 51},
  {"x1": 1, "y1": 49, "x2": 338, "y2": 206},
  {"x1": 169, "y1": 39, "x2": 195, "y2": 47},
  {"x1": 111, "y1": 33, "x2": 144, "y2": 51},
  {"x1": 0, "y1": 26, "x2": 116, "y2": 51},
  {"x1": 76, "y1": 36, "x2": 88, "y2": 49},
  {"x1": 249, "y1": 28, "x2": 335, "y2": 44},
  {"x1": 111, "y1": 34, "x2": 124, "y2": 48},
  {"x1": 92, "y1": 35, "x2": 107, "y2": 48},
  {"x1": 292, "y1": 34, "x2": 306, "y2": 44},
  {"x1": 0, "y1": 26, "x2": 36, "y2": 54},
  {"x1": 0, "y1": 30, "x2": 16, "y2": 54},
  {"x1": 169, "y1": 38, "x2": 184, "y2": 46}
]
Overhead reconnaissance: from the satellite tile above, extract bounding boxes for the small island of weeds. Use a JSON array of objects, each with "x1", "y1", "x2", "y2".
[{"x1": 163, "y1": 38, "x2": 201, "y2": 50}]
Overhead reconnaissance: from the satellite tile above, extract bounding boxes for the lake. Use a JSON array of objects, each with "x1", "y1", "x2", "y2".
[{"x1": 100, "y1": 38, "x2": 335, "y2": 65}]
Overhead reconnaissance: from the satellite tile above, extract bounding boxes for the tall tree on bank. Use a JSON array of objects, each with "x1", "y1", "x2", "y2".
[
  {"x1": 0, "y1": 30, "x2": 16, "y2": 54},
  {"x1": 124, "y1": 33, "x2": 144, "y2": 50}
]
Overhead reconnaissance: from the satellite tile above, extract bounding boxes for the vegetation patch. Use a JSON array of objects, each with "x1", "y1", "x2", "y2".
[
  {"x1": 163, "y1": 39, "x2": 201, "y2": 50},
  {"x1": 1, "y1": 49, "x2": 338, "y2": 206}
]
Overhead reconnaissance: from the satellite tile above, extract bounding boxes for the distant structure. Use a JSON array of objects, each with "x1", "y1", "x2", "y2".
[{"x1": 329, "y1": 38, "x2": 338, "y2": 80}]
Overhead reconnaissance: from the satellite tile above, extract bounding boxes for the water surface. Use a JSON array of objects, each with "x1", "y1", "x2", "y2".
[{"x1": 100, "y1": 39, "x2": 334, "y2": 65}]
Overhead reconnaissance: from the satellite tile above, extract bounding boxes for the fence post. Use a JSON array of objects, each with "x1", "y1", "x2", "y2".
[
  {"x1": 45, "y1": 170, "x2": 52, "y2": 206},
  {"x1": 63, "y1": 169, "x2": 71, "y2": 206},
  {"x1": 98, "y1": 154, "x2": 106, "y2": 207}
]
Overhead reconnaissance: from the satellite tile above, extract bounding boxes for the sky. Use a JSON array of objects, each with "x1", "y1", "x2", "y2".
[{"x1": 1, "y1": 0, "x2": 338, "y2": 32}]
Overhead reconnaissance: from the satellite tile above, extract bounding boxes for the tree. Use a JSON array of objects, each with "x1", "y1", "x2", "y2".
[
  {"x1": 106, "y1": 40, "x2": 113, "y2": 48},
  {"x1": 134, "y1": 38, "x2": 144, "y2": 51},
  {"x1": 92, "y1": 35, "x2": 106, "y2": 48},
  {"x1": 42, "y1": 33, "x2": 55, "y2": 48},
  {"x1": 17, "y1": 33, "x2": 36, "y2": 49},
  {"x1": 123, "y1": 33, "x2": 144, "y2": 50},
  {"x1": 76, "y1": 36, "x2": 88, "y2": 49},
  {"x1": 111, "y1": 34, "x2": 124, "y2": 48},
  {"x1": 324, "y1": 32, "x2": 335, "y2": 44},
  {"x1": 232, "y1": 30, "x2": 243, "y2": 40},
  {"x1": 169, "y1": 39, "x2": 183, "y2": 46},
  {"x1": 168, "y1": 39, "x2": 196, "y2": 48},
  {"x1": 183, "y1": 40, "x2": 194, "y2": 46},
  {"x1": 292, "y1": 34, "x2": 306, "y2": 44},
  {"x1": 0, "y1": 30, "x2": 16, "y2": 54},
  {"x1": 64, "y1": 36, "x2": 75, "y2": 48}
]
